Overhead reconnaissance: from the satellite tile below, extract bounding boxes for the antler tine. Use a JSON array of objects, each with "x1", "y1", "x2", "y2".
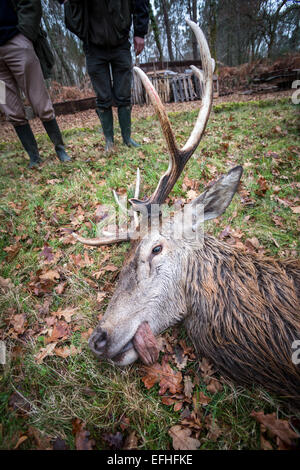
[
  {"x1": 182, "y1": 19, "x2": 213, "y2": 154},
  {"x1": 72, "y1": 231, "x2": 130, "y2": 246},
  {"x1": 133, "y1": 66, "x2": 180, "y2": 160},
  {"x1": 130, "y1": 19, "x2": 213, "y2": 213},
  {"x1": 72, "y1": 168, "x2": 141, "y2": 246}
]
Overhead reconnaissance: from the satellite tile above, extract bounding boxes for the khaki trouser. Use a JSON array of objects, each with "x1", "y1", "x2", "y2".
[{"x1": 0, "y1": 33, "x2": 54, "y2": 126}]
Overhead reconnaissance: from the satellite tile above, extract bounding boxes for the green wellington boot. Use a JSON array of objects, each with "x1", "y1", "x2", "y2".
[
  {"x1": 96, "y1": 108, "x2": 114, "y2": 152},
  {"x1": 117, "y1": 106, "x2": 140, "y2": 148},
  {"x1": 14, "y1": 123, "x2": 42, "y2": 169},
  {"x1": 42, "y1": 119, "x2": 71, "y2": 162}
]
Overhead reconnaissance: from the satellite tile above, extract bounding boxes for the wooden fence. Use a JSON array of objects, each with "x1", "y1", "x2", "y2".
[{"x1": 131, "y1": 70, "x2": 218, "y2": 105}]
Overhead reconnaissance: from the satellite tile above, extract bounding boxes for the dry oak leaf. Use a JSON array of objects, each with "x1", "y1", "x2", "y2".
[
  {"x1": 40, "y1": 244, "x2": 54, "y2": 262},
  {"x1": 39, "y1": 270, "x2": 60, "y2": 282},
  {"x1": 255, "y1": 176, "x2": 269, "y2": 196},
  {"x1": 205, "y1": 415, "x2": 222, "y2": 442},
  {"x1": 10, "y1": 314, "x2": 26, "y2": 335},
  {"x1": 52, "y1": 306, "x2": 78, "y2": 323},
  {"x1": 251, "y1": 411, "x2": 299, "y2": 449},
  {"x1": 168, "y1": 425, "x2": 200, "y2": 450},
  {"x1": 55, "y1": 281, "x2": 67, "y2": 295},
  {"x1": 206, "y1": 378, "x2": 223, "y2": 394},
  {"x1": 199, "y1": 357, "x2": 214, "y2": 383},
  {"x1": 184, "y1": 376, "x2": 194, "y2": 400},
  {"x1": 141, "y1": 360, "x2": 183, "y2": 395},
  {"x1": 72, "y1": 418, "x2": 95, "y2": 450},
  {"x1": 161, "y1": 396, "x2": 176, "y2": 406},
  {"x1": 4, "y1": 243, "x2": 21, "y2": 261},
  {"x1": 46, "y1": 321, "x2": 70, "y2": 343},
  {"x1": 35, "y1": 342, "x2": 57, "y2": 364},
  {"x1": 197, "y1": 391, "x2": 211, "y2": 406},
  {"x1": 54, "y1": 345, "x2": 81, "y2": 358},
  {"x1": 0, "y1": 276, "x2": 13, "y2": 291},
  {"x1": 291, "y1": 206, "x2": 300, "y2": 214}
]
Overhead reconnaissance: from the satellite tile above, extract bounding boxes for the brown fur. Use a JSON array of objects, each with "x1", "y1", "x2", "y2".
[{"x1": 183, "y1": 235, "x2": 300, "y2": 407}]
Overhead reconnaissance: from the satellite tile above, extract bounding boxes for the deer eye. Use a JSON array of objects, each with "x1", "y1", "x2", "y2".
[{"x1": 152, "y1": 245, "x2": 162, "y2": 255}]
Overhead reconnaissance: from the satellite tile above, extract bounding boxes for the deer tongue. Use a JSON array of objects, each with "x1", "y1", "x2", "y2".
[{"x1": 133, "y1": 322, "x2": 159, "y2": 365}]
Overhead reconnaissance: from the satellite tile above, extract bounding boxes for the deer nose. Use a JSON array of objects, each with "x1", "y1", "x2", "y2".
[{"x1": 89, "y1": 328, "x2": 108, "y2": 354}]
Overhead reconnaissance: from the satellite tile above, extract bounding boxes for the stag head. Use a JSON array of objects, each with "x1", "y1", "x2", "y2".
[{"x1": 72, "y1": 20, "x2": 243, "y2": 366}]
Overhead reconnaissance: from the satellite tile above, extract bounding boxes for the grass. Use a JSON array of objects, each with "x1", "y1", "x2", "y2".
[{"x1": 0, "y1": 96, "x2": 299, "y2": 450}]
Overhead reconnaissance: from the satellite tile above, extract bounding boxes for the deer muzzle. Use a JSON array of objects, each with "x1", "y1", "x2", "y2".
[{"x1": 88, "y1": 321, "x2": 159, "y2": 366}]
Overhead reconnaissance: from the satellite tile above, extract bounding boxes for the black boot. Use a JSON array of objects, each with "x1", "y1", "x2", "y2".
[
  {"x1": 96, "y1": 108, "x2": 114, "y2": 152},
  {"x1": 14, "y1": 123, "x2": 42, "y2": 169},
  {"x1": 42, "y1": 118, "x2": 71, "y2": 162},
  {"x1": 117, "y1": 106, "x2": 140, "y2": 148}
]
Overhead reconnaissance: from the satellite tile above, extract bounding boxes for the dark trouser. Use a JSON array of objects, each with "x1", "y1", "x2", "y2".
[{"x1": 85, "y1": 40, "x2": 132, "y2": 109}]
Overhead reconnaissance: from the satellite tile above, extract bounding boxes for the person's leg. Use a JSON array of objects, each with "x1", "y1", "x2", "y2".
[
  {"x1": 111, "y1": 41, "x2": 139, "y2": 147},
  {"x1": 4, "y1": 34, "x2": 70, "y2": 162},
  {"x1": 0, "y1": 51, "x2": 41, "y2": 168},
  {"x1": 86, "y1": 44, "x2": 114, "y2": 151}
]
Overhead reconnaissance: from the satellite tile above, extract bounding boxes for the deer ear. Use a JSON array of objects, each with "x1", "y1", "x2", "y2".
[{"x1": 191, "y1": 166, "x2": 243, "y2": 222}]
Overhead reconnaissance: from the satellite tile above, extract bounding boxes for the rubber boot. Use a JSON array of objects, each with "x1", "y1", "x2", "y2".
[
  {"x1": 14, "y1": 123, "x2": 42, "y2": 169},
  {"x1": 42, "y1": 118, "x2": 71, "y2": 162},
  {"x1": 96, "y1": 108, "x2": 114, "y2": 152},
  {"x1": 117, "y1": 105, "x2": 140, "y2": 148}
]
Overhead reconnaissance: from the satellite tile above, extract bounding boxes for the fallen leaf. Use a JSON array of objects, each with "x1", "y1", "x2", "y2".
[
  {"x1": 4, "y1": 243, "x2": 21, "y2": 261},
  {"x1": 173, "y1": 344, "x2": 188, "y2": 370},
  {"x1": 72, "y1": 419, "x2": 95, "y2": 450},
  {"x1": 291, "y1": 206, "x2": 300, "y2": 214},
  {"x1": 10, "y1": 314, "x2": 26, "y2": 335},
  {"x1": 141, "y1": 360, "x2": 183, "y2": 395},
  {"x1": 96, "y1": 292, "x2": 107, "y2": 304},
  {"x1": 251, "y1": 411, "x2": 299, "y2": 449},
  {"x1": 14, "y1": 435, "x2": 28, "y2": 449},
  {"x1": 198, "y1": 391, "x2": 211, "y2": 406},
  {"x1": 35, "y1": 342, "x2": 57, "y2": 363},
  {"x1": 184, "y1": 376, "x2": 194, "y2": 400},
  {"x1": 168, "y1": 425, "x2": 200, "y2": 450},
  {"x1": 46, "y1": 321, "x2": 70, "y2": 343},
  {"x1": 54, "y1": 345, "x2": 81, "y2": 358},
  {"x1": 52, "y1": 307, "x2": 77, "y2": 323},
  {"x1": 55, "y1": 282, "x2": 67, "y2": 294},
  {"x1": 39, "y1": 270, "x2": 60, "y2": 282},
  {"x1": 199, "y1": 357, "x2": 214, "y2": 383},
  {"x1": 255, "y1": 176, "x2": 269, "y2": 196},
  {"x1": 205, "y1": 415, "x2": 222, "y2": 441},
  {"x1": 0, "y1": 276, "x2": 13, "y2": 291},
  {"x1": 206, "y1": 378, "x2": 223, "y2": 394},
  {"x1": 40, "y1": 244, "x2": 54, "y2": 262}
]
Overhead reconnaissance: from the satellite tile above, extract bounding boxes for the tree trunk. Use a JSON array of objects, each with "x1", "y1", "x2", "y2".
[
  {"x1": 161, "y1": 0, "x2": 174, "y2": 61},
  {"x1": 149, "y1": 3, "x2": 163, "y2": 61}
]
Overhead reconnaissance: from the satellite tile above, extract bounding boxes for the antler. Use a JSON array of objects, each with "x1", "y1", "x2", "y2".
[
  {"x1": 70, "y1": 168, "x2": 141, "y2": 246},
  {"x1": 130, "y1": 18, "x2": 214, "y2": 213},
  {"x1": 72, "y1": 19, "x2": 213, "y2": 246}
]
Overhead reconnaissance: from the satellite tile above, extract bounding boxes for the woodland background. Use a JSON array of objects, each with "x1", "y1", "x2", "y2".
[{"x1": 42, "y1": 0, "x2": 300, "y2": 87}]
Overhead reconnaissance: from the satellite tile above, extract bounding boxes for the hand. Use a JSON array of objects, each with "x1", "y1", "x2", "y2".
[{"x1": 134, "y1": 36, "x2": 144, "y2": 56}]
